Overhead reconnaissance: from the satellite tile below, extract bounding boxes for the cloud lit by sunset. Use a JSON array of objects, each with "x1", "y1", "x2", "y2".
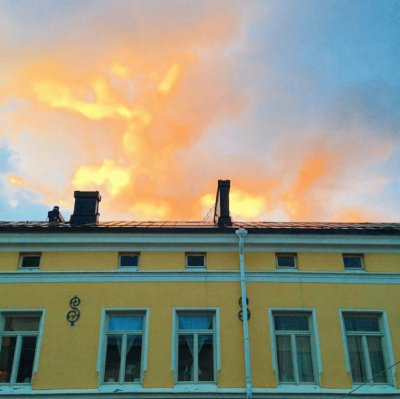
[{"x1": 0, "y1": 1, "x2": 399, "y2": 222}]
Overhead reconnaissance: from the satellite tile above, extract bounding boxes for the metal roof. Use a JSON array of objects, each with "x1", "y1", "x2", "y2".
[{"x1": 0, "y1": 221, "x2": 400, "y2": 235}]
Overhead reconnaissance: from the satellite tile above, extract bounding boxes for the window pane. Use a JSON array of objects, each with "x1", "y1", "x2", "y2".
[
  {"x1": 16, "y1": 337, "x2": 37, "y2": 383},
  {"x1": 368, "y1": 336, "x2": 387, "y2": 383},
  {"x1": 178, "y1": 335, "x2": 194, "y2": 381},
  {"x1": 343, "y1": 256, "x2": 363, "y2": 269},
  {"x1": 347, "y1": 336, "x2": 366, "y2": 383},
  {"x1": 125, "y1": 335, "x2": 142, "y2": 382},
  {"x1": 179, "y1": 315, "x2": 213, "y2": 330},
  {"x1": 104, "y1": 336, "x2": 122, "y2": 383},
  {"x1": 344, "y1": 316, "x2": 379, "y2": 332},
  {"x1": 21, "y1": 256, "x2": 40, "y2": 268},
  {"x1": 120, "y1": 255, "x2": 139, "y2": 267},
  {"x1": 0, "y1": 336, "x2": 16, "y2": 383},
  {"x1": 5, "y1": 316, "x2": 40, "y2": 332},
  {"x1": 277, "y1": 255, "x2": 296, "y2": 268},
  {"x1": 108, "y1": 316, "x2": 143, "y2": 331},
  {"x1": 296, "y1": 336, "x2": 314, "y2": 382},
  {"x1": 198, "y1": 334, "x2": 214, "y2": 381},
  {"x1": 187, "y1": 255, "x2": 205, "y2": 267},
  {"x1": 275, "y1": 316, "x2": 308, "y2": 331},
  {"x1": 276, "y1": 335, "x2": 294, "y2": 382}
]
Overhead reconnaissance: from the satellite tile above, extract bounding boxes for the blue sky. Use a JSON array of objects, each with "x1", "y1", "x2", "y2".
[{"x1": 0, "y1": 0, "x2": 399, "y2": 221}]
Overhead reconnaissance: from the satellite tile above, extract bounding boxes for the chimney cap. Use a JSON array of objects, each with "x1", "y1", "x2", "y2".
[{"x1": 73, "y1": 190, "x2": 101, "y2": 200}]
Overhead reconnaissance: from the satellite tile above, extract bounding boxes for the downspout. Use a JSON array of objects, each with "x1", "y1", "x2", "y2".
[{"x1": 236, "y1": 228, "x2": 252, "y2": 399}]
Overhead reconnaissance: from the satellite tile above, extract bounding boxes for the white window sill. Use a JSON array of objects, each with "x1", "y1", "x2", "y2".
[
  {"x1": 185, "y1": 267, "x2": 206, "y2": 271},
  {"x1": 117, "y1": 267, "x2": 139, "y2": 272},
  {"x1": 276, "y1": 267, "x2": 298, "y2": 272},
  {"x1": 344, "y1": 268, "x2": 365, "y2": 272},
  {"x1": 18, "y1": 268, "x2": 40, "y2": 272}
]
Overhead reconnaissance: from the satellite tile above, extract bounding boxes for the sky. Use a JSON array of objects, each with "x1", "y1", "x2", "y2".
[{"x1": 0, "y1": 0, "x2": 399, "y2": 222}]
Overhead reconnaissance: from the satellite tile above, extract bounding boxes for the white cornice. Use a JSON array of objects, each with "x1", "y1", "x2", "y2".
[
  {"x1": 0, "y1": 233, "x2": 399, "y2": 253},
  {"x1": 1, "y1": 270, "x2": 400, "y2": 284}
]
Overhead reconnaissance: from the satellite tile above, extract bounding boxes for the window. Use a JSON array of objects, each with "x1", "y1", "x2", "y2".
[
  {"x1": 343, "y1": 313, "x2": 390, "y2": 384},
  {"x1": 119, "y1": 253, "x2": 140, "y2": 268},
  {"x1": 0, "y1": 313, "x2": 42, "y2": 385},
  {"x1": 102, "y1": 312, "x2": 145, "y2": 384},
  {"x1": 343, "y1": 254, "x2": 363, "y2": 270},
  {"x1": 276, "y1": 253, "x2": 296, "y2": 269},
  {"x1": 186, "y1": 253, "x2": 206, "y2": 268},
  {"x1": 272, "y1": 312, "x2": 317, "y2": 384},
  {"x1": 20, "y1": 253, "x2": 41, "y2": 269},
  {"x1": 177, "y1": 312, "x2": 215, "y2": 383}
]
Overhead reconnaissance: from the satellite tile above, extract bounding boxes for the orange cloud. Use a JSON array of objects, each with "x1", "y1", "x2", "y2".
[{"x1": 0, "y1": 2, "x2": 396, "y2": 223}]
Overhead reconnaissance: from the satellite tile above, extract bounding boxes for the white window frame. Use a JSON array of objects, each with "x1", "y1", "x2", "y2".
[
  {"x1": 19, "y1": 253, "x2": 41, "y2": 270},
  {"x1": 339, "y1": 309, "x2": 394, "y2": 386},
  {"x1": 342, "y1": 254, "x2": 364, "y2": 271},
  {"x1": 118, "y1": 252, "x2": 140, "y2": 270},
  {"x1": 171, "y1": 308, "x2": 220, "y2": 385},
  {"x1": 97, "y1": 308, "x2": 149, "y2": 385},
  {"x1": 185, "y1": 253, "x2": 206, "y2": 269},
  {"x1": 0, "y1": 309, "x2": 45, "y2": 386},
  {"x1": 269, "y1": 308, "x2": 322, "y2": 385},
  {"x1": 275, "y1": 253, "x2": 297, "y2": 270}
]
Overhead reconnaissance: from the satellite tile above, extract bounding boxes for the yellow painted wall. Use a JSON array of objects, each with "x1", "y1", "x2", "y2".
[
  {"x1": 365, "y1": 253, "x2": 400, "y2": 272},
  {"x1": 1, "y1": 280, "x2": 400, "y2": 390},
  {"x1": 40, "y1": 252, "x2": 118, "y2": 271},
  {"x1": 246, "y1": 252, "x2": 275, "y2": 270},
  {"x1": 297, "y1": 252, "x2": 343, "y2": 272},
  {"x1": 0, "y1": 252, "x2": 19, "y2": 271},
  {"x1": 207, "y1": 252, "x2": 238, "y2": 270},
  {"x1": 140, "y1": 252, "x2": 185, "y2": 270}
]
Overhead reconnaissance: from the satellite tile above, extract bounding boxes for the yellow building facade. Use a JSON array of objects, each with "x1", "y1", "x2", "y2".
[{"x1": 1, "y1": 183, "x2": 400, "y2": 398}]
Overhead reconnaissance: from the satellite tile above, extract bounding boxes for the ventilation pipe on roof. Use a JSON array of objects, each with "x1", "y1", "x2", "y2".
[
  {"x1": 47, "y1": 206, "x2": 65, "y2": 223},
  {"x1": 70, "y1": 191, "x2": 101, "y2": 225},
  {"x1": 213, "y1": 179, "x2": 232, "y2": 227},
  {"x1": 236, "y1": 228, "x2": 252, "y2": 399}
]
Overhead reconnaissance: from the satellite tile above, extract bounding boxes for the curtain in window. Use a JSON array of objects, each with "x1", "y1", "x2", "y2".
[
  {"x1": 125, "y1": 335, "x2": 142, "y2": 382},
  {"x1": 16, "y1": 336, "x2": 37, "y2": 383},
  {"x1": 109, "y1": 316, "x2": 143, "y2": 331},
  {"x1": 344, "y1": 317, "x2": 379, "y2": 332},
  {"x1": 296, "y1": 336, "x2": 314, "y2": 382},
  {"x1": 179, "y1": 316, "x2": 212, "y2": 330},
  {"x1": 5, "y1": 316, "x2": 40, "y2": 332},
  {"x1": 0, "y1": 336, "x2": 16, "y2": 383},
  {"x1": 276, "y1": 336, "x2": 294, "y2": 382},
  {"x1": 198, "y1": 334, "x2": 213, "y2": 381},
  {"x1": 347, "y1": 336, "x2": 365, "y2": 383},
  {"x1": 368, "y1": 336, "x2": 387, "y2": 383},
  {"x1": 275, "y1": 316, "x2": 308, "y2": 331},
  {"x1": 178, "y1": 335, "x2": 194, "y2": 381},
  {"x1": 104, "y1": 336, "x2": 122, "y2": 382}
]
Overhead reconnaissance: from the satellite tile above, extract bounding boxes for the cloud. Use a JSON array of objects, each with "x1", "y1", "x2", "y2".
[{"x1": 0, "y1": 1, "x2": 398, "y2": 222}]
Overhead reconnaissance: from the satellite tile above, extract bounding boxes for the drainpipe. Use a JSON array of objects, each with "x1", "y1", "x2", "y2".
[{"x1": 236, "y1": 228, "x2": 252, "y2": 399}]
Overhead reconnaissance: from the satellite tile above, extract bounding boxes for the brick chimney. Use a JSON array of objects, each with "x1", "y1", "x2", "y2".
[
  {"x1": 70, "y1": 191, "x2": 101, "y2": 225},
  {"x1": 214, "y1": 180, "x2": 232, "y2": 227}
]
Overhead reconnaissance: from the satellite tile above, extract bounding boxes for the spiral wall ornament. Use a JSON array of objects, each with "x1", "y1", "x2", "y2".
[
  {"x1": 66, "y1": 295, "x2": 81, "y2": 326},
  {"x1": 238, "y1": 296, "x2": 250, "y2": 321}
]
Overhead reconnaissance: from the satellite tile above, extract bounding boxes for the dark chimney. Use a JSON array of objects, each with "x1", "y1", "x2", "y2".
[
  {"x1": 214, "y1": 180, "x2": 232, "y2": 227},
  {"x1": 48, "y1": 206, "x2": 65, "y2": 223},
  {"x1": 70, "y1": 191, "x2": 101, "y2": 225}
]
